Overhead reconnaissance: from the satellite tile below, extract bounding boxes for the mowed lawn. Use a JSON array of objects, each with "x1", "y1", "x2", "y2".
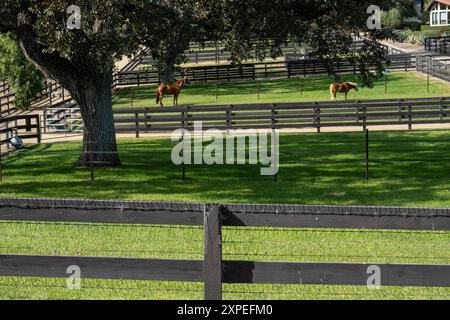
[
  {"x1": 1, "y1": 130, "x2": 450, "y2": 207},
  {"x1": 113, "y1": 72, "x2": 450, "y2": 108},
  {"x1": 1, "y1": 130, "x2": 450, "y2": 300}
]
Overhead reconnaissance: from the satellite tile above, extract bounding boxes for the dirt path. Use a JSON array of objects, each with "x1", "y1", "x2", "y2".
[{"x1": 39, "y1": 123, "x2": 450, "y2": 143}]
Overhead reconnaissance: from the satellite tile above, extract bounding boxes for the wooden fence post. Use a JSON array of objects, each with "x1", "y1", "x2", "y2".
[
  {"x1": 135, "y1": 113, "x2": 140, "y2": 138},
  {"x1": 408, "y1": 105, "x2": 412, "y2": 130},
  {"x1": 271, "y1": 105, "x2": 278, "y2": 183},
  {"x1": 314, "y1": 102, "x2": 321, "y2": 133},
  {"x1": 204, "y1": 205, "x2": 223, "y2": 301},
  {"x1": 0, "y1": 142, "x2": 3, "y2": 183},
  {"x1": 36, "y1": 115, "x2": 42, "y2": 144},
  {"x1": 181, "y1": 108, "x2": 186, "y2": 181}
]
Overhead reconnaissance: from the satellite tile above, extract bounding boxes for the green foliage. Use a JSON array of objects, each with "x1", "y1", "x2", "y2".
[
  {"x1": 382, "y1": 8, "x2": 403, "y2": 29},
  {"x1": 0, "y1": 34, "x2": 44, "y2": 110},
  {"x1": 421, "y1": 24, "x2": 450, "y2": 32},
  {"x1": 393, "y1": 30, "x2": 408, "y2": 42}
]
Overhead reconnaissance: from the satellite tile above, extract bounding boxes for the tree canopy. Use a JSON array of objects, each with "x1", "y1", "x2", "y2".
[
  {"x1": 0, "y1": 32, "x2": 44, "y2": 109},
  {"x1": 0, "y1": 0, "x2": 396, "y2": 165}
]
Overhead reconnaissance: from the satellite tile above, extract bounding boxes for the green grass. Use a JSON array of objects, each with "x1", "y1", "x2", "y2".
[
  {"x1": 0, "y1": 222, "x2": 448, "y2": 300},
  {"x1": 113, "y1": 72, "x2": 450, "y2": 108},
  {"x1": 2, "y1": 130, "x2": 450, "y2": 207},
  {"x1": 1, "y1": 130, "x2": 450, "y2": 300}
]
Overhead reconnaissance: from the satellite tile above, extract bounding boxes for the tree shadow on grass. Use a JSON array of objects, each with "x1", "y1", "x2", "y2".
[{"x1": 1, "y1": 131, "x2": 450, "y2": 207}]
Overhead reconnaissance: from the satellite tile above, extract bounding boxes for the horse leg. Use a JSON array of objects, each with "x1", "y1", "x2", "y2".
[{"x1": 160, "y1": 94, "x2": 164, "y2": 107}]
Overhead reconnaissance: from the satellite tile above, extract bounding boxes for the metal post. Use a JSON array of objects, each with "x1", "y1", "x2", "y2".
[
  {"x1": 89, "y1": 131, "x2": 94, "y2": 182},
  {"x1": 181, "y1": 109, "x2": 186, "y2": 181},
  {"x1": 204, "y1": 205, "x2": 222, "y2": 301},
  {"x1": 216, "y1": 82, "x2": 219, "y2": 102},
  {"x1": 257, "y1": 81, "x2": 261, "y2": 101},
  {"x1": 365, "y1": 129, "x2": 369, "y2": 181}
]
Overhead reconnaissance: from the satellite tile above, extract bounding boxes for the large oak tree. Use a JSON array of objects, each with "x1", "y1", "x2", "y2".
[{"x1": 0, "y1": 0, "x2": 394, "y2": 165}]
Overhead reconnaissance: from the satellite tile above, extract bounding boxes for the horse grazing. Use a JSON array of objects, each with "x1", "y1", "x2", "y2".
[
  {"x1": 329, "y1": 82, "x2": 359, "y2": 100},
  {"x1": 156, "y1": 77, "x2": 188, "y2": 107}
]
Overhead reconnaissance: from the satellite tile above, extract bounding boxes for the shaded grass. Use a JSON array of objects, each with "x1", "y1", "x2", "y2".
[
  {"x1": 1, "y1": 130, "x2": 450, "y2": 207},
  {"x1": 112, "y1": 72, "x2": 450, "y2": 108}
]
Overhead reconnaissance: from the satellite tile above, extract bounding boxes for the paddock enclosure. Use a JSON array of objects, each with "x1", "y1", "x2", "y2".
[
  {"x1": 1, "y1": 37, "x2": 450, "y2": 300},
  {"x1": 0, "y1": 198, "x2": 449, "y2": 300}
]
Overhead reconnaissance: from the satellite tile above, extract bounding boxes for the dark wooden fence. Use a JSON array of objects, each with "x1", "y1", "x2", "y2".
[
  {"x1": 0, "y1": 115, "x2": 41, "y2": 146},
  {"x1": 417, "y1": 55, "x2": 450, "y2": 82},
  {"x1": 113, "y1": 96, "x2": 450, "y2": 136},
  {"x1": 113, "y1": 54, "x2": 414, "y2": 88},
  {"x1": 136, "y1": 43, "x2": 302, "y2": 68},
  {"x1": 0, "y1": 81, "x2": 65, "y2": 119},
  {"x1": 424, "y1": 36, "x2": 450, "y2": 55},
  {"x1": 0, "y1": 197, "x2": 449, "y2": 300}
]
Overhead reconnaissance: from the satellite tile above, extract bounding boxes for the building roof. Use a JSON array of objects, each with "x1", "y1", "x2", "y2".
[{"x1": 426, "y1": 0, "x2": 450, "y2": 11}]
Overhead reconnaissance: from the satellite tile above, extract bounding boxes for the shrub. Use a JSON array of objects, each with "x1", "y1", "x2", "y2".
[
  {"x1": 421, "y1": 25, "x2": 450, "y2": 33},
  {"x1": 393, "y1": 30, "x2": 407, "y2": 42},
  {"x1": 382, "y1": 8, "x2": 402, "y2": 29}
]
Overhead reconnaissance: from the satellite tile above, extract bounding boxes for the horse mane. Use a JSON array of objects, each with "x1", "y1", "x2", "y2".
[{"x1": 347, "y1": 82, "x2": 358, "y2": 88}]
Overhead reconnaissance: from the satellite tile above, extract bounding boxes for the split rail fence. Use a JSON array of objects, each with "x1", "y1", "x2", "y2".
[
  {"x1": 424, "y1": 36, "x2": 450, "y2": 55},
  {"x1": 114, "y1": 96, "x2": 450, "y2": 135},
  {"x1": 0, "y1": 198, "x2": 449, "y2": 300}
]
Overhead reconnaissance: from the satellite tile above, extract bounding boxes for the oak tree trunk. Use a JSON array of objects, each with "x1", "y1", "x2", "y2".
[{"x1": 71, "y1": 71, "x2": 121, "y2": 166}]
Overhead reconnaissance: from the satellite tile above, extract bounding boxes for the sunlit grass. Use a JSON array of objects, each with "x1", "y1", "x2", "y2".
[
  {"x1": 1, "y1": 130, "x2": 450, "y2": 300},
  {"x1": 112, "y1": 72, "x2": 450, "y2": 108}
]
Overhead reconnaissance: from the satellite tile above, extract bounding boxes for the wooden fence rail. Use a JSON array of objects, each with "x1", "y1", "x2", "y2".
[
  {"x1": 0, "y1": 115, "x2": 41, "y2": 146},
  {"x1": 113, "y1": 96, "x2": 450, "y2": 135},
  {"x1": 424, "y1": 36, "x2": 450, "y2": 55},
  {"x1": 0, "y1": 198, "x2": 449, "y2": 300},
  {"x1": 417, "y1": 55, "x2": 450, "y2": 82},
  {"x1": 114, "y1": 54, "x2": 414, "y2": 87}
]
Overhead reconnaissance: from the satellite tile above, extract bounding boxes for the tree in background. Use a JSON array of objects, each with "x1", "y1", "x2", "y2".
[
  {"x1": 382, "y1": 8, "x2": 403, "y2": 29},
  {"x1": 0, "y1": 33, "x2": 44, "y2": 110},
  {"x1": 0, "y1": 0, "x2": 395, "y2": 165}
]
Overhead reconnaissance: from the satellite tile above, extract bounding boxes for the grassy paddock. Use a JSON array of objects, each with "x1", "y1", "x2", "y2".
[
  {"x1": 0, "y1": 222, "x2": 448, "y2": 300},
  {"x1": 1, "y1": 130, "x2": 450, "y2": 207},
  {"x1": 1, "y1": 130, "x2": 450, "y2": 300},
  {"x1": 113, "y1": 72, "x2": 450, "y2": 108}
]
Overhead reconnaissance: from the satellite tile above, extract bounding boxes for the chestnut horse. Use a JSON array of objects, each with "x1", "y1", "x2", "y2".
[
  {"x1": 156, "y1": 77, "x2": 188, "y2": 107},
  {"x1": 329, "y1": 82, "x2": 359, "y2": 100}
]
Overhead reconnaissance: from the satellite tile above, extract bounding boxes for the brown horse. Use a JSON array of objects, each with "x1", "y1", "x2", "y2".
[
  {"x1": 329, "y1": 82, "x2": 359, "y2": 100},
  {"x1": 156, "y1": 77, "x2": 188, "y2": 107}
]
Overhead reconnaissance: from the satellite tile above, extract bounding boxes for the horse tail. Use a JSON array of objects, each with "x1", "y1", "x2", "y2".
[
  {"x1": 329, "y1": 84, "x2": 335, "y2": 99},
  {"x1": 156, "y1": 86, "x2": 163, "y2": 104}
]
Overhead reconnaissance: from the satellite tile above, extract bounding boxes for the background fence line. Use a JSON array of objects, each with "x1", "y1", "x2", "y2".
[
  {"x1": 0, "y1": 198, "x2": 449, "y2": 300},
  {"x1": 113, "y1": 96, "x2": 450, "y2": 135},
  {"x1": 424, "y1": 36, "x2": 450, "y2": 55}
]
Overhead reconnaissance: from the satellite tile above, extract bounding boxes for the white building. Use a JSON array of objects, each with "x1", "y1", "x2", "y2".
[{"x1": 426, "y1": 0, "x2": 450, "y2": 26}]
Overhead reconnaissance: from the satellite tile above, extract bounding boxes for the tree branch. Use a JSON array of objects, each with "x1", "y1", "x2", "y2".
[{"x1": 16, "y1": 11, "x2": 96, "y2": 92}]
